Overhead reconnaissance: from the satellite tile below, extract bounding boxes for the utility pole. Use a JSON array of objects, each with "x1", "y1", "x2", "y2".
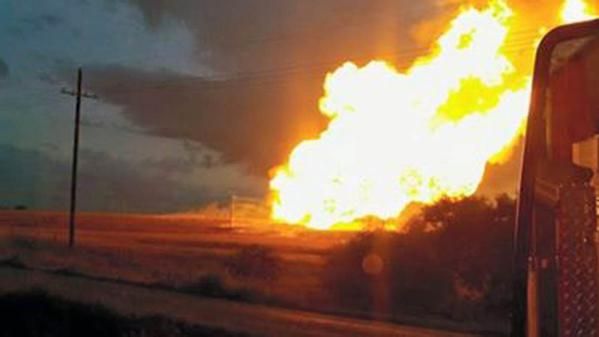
[{"x1": 61, "y1": 68, "x2": 97, "y2": 248}]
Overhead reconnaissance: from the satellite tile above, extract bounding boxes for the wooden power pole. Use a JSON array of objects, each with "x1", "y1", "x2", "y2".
[{"x1": 61, "y1": 68, "x2": 97, "y2": 248}]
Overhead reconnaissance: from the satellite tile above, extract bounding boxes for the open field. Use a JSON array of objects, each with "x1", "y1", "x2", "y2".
[
  {"x1": 0, "y1": 267, "x2": 482, "y2": 337},
  {"x1": 0, "y1": 209, "x2": 508, "y2": 336},
  {"x1": 0, "y1": 210, "x2": 352, "y2": 307}
]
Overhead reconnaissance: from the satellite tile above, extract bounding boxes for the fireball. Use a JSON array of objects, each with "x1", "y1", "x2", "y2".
[
  {"x1": 561, "y1": 0, "x2": 596, "y2": 23},
  {"x1": 269, "y1": 0, "x2": 597, "y2": 230}
]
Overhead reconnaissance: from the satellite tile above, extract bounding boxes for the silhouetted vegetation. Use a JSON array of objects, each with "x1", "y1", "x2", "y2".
[
  {"x1": 0, "y1": 204, "x2": 28, "y2": 210},
  {"x1": 0, "y1": 290, "x2": 255, "y2": 337},
  {"x1": 0, "y1": 255, "x2": 26, "y2": 269},
  {"x1": 225, "y1": 245, "x2": 281, "y2": 281},
  {"x1": 179, "y1": 274, "x2": 261, "y2": 303},
  {"x1": 322, "y1": 195, "x2": 514, "y2": 324}
]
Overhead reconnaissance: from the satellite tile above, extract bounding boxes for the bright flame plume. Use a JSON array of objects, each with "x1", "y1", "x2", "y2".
[
  {"x1": 561, "y1": 0, "x2": 596, "y2": 23},
  {"x1": 269, "y1": 0, "x2": 596, "y2": 230}
]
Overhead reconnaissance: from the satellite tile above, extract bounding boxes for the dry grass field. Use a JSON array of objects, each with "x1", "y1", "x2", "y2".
[
  {"x1": 0, "y1": 203, "x2": 513, "y2": 335},
  {"x1": 0, "y1": 210, "x2": 352, "y2": 310},
  {"x1": 0, "y1": 205, "x2": 513, "y2": 335}
]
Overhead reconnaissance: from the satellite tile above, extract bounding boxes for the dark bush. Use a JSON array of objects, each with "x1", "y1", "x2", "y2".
[
  {"x1": 181, "y1": 274, "x2": 229, "y2": 298},
  {"x1": 322, "y1": 231, "x2": 454, "y2": 317},
  {"x1": 180, "y1": 274, "x2": 259, "y2": 303},
  {"x1": 322, "y1": 196, "x2": 515, "y2": 322},
  {"x1": 225, "y1": 245, "x2": 281, "y2": 280},
  {"x1": 0, "y1": 289, "x2": 123, "y2": 337},
  {"x1": 0, "y1": 290, "x2": 253, "y2": 337},
  {"x1": 0, "y1": 255, "x2": 26, "y2": 269}
]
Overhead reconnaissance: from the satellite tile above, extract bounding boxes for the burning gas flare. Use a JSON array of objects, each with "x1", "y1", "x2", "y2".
[
  {"x1": 561, "y1": 0, "x2": 596, "y2": 23},
  {"x1": 269, "y1": 0, "x2": 596, "y2": 230}
]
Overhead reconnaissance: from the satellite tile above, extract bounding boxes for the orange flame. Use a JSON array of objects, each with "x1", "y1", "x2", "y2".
[{"x1": 269, "y1": 0, "x2": 596, "y2": 230}]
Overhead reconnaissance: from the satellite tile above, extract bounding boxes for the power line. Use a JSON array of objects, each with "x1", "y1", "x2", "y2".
[
  {"x1": 100, "y1": 37, "x2": 542, "y2": 96},
  {"x1": 15, "y1": 26, "x2": 543, "y2": 101},
  {"x1": 90, "y1": 22, "x2": 544, "y2": 95}
]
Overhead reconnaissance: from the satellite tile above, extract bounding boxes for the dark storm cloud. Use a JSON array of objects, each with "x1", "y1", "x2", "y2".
[
  {"x1": 141, "y1": 141, "x2": 220, "y2": 175},
  {"x1": 80, "y1": 118, "x2": 151, "y2": 137},
  {"x1": 0, "y1": 144, "x2": 213, "y2": 213},
  {"x1": 142, "y1": 156, "x2": 196, "y2": 175},
  {"x1": 84, "y1": 65, "x2": 328, "y2": 174},
  {"x1": 0, "y1": 145, "x2": 67, "y2": 209},
  {"x1": 78, "y1": 1, "x2": 454, "y2": 175},
  {"x1": 22, "y1": 14, "x2": 64, "y2": 32},
  {"x1": 77, "y1": 149, "x2": 210, "y2": 212},
  {"x1": 126, "y1": 0, "x2": 439, "y2": 73},
  {"x1": 0, "y1": 58, "x2": 9, "y2": 79}
]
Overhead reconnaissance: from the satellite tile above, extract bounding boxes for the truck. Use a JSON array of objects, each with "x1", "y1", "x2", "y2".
[{"x1": 513, "y1": 18, "x2": 599, "y2": 337}]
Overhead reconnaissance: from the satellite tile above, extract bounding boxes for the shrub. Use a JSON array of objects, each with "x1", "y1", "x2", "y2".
[
  {"x1": 0, "y1": 255, "x2": 26, "y2": 269},
  {"x1": 321, "y1": 196, "x2": 515, "y2": 322},
  {"x1": 0, "y1": 289, "x2": 123, "y2": 337},
  {"x1": 225, "y1": 245, "x2": 281, "y2": 281},
  {"x1": 181, "y1": 274, "x2": 228, "y2": 298},
  {"x1": 322, "y1": 231, "x2": 454, "y2": 317},
  {"x1": 0, "y1": 290, "x2": 253, "y2": 337},
  {"x1": 179, "y1": 274, "x2": 259, "y2": 303}
]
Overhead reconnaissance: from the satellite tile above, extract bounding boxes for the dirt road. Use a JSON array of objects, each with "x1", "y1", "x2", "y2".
[{"x1": 0, "y1": 267, "x2": 483, "y2": 337}]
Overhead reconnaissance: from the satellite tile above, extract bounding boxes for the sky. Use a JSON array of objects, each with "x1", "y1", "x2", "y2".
[{"x1": 0, "y1": 0, "x2": 524, "y2": 213}]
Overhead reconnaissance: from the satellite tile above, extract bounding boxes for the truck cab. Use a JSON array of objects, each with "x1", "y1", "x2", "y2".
[{"x1": 513, "y1": 18, "x2": 599, "y2": 337}]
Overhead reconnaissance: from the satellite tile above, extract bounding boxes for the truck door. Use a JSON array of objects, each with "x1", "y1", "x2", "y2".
[{"x1": 513, "y1": 20, "x2": 599, "y2": 337}]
